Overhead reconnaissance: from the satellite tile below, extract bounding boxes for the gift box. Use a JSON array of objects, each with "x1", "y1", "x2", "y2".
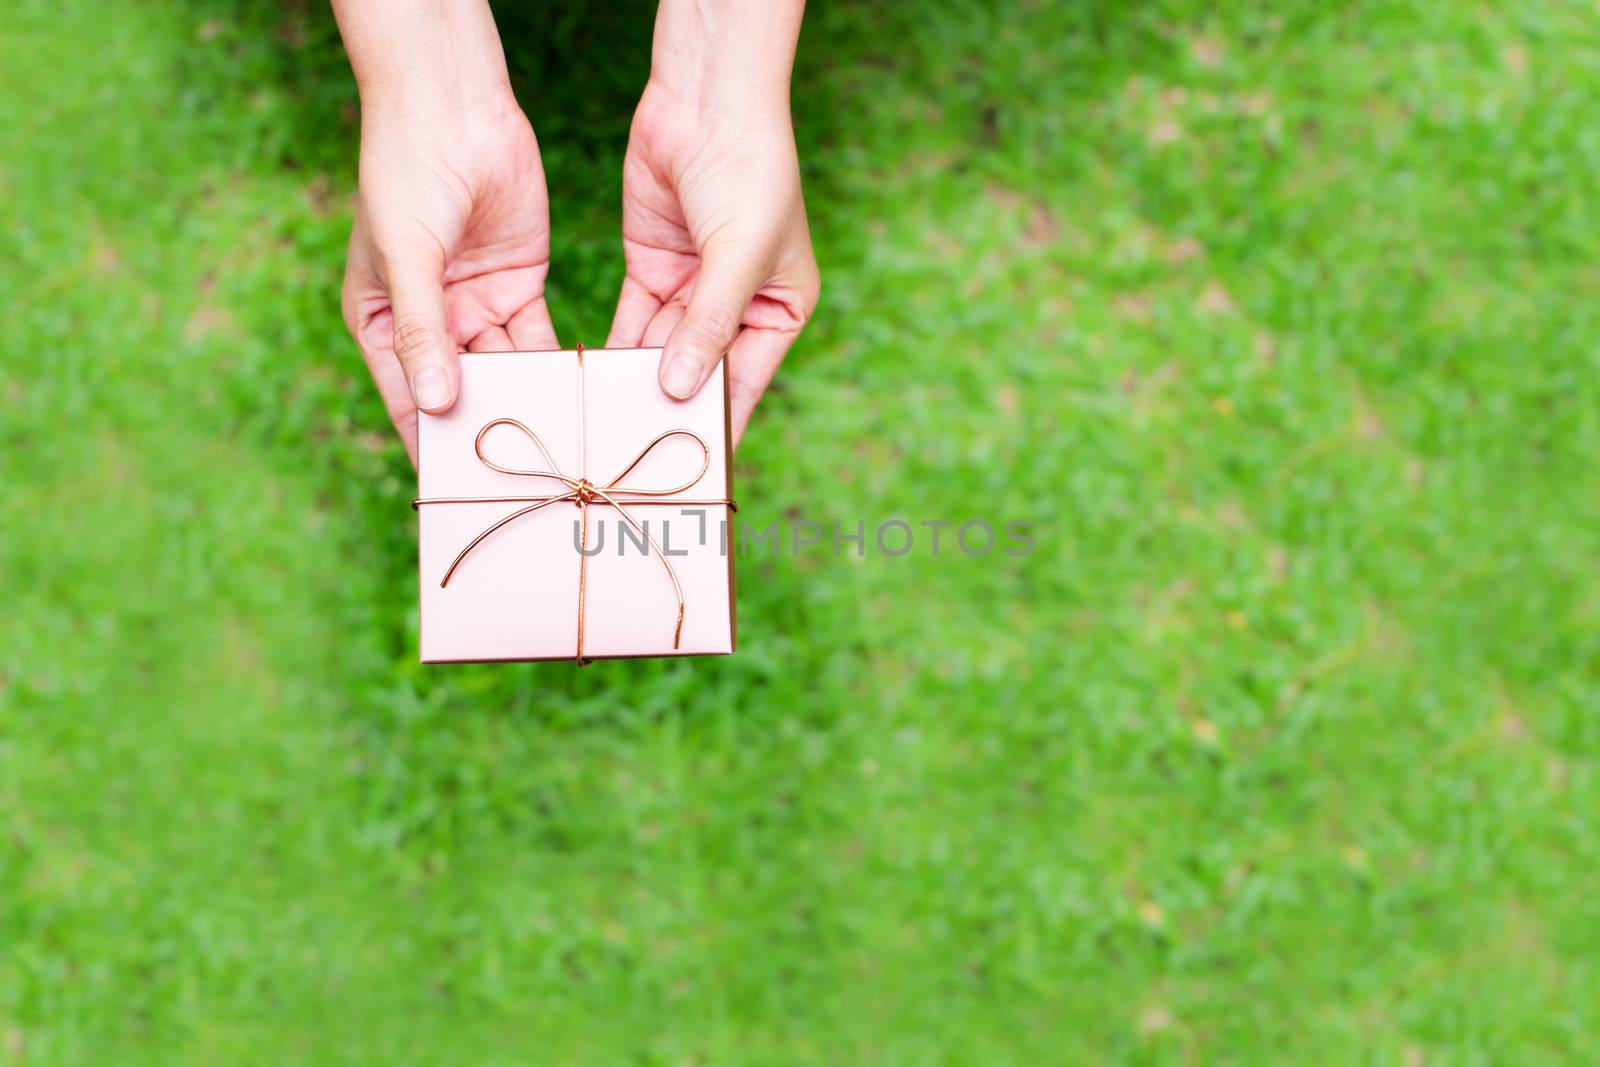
[{"x1": 415, "y1": 347, "x2": 736, "y2": 663}]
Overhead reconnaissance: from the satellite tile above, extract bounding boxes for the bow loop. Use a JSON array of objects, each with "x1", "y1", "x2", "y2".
[
  {"x1": 474, "y1": 418, "x2": 581, "y2": 493},
  {"x1": 602, "y1": 429, "x2": 713, "y2": 497}
]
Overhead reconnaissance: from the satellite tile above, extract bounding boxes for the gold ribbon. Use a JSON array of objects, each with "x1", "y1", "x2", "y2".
[{"x1": 412, "y1": 344, "x2": 735, "y2": 664}]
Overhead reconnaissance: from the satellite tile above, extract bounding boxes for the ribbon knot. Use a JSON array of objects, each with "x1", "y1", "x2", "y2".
[{"x1": 412, "y1": 344, "x2": 735, "y2": 664}]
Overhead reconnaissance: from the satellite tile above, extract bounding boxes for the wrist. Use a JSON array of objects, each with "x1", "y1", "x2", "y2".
[
  {"x1": 648, "y1": 0, "x2": 803, "y2": 113},
  {"x1": 335, "y1": 0, "x2": 514, "y2": 121},
  {"x1": 360, "y1": 78, "x2": 520, "y2": 133}
]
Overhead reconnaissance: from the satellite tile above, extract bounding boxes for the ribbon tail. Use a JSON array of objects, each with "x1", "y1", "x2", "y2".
[
  {"x1": 592, "y1": 490, "x2": 686, "y2": 650},
  {"x1": 576, "y1": 501, "x2": 590, "y2": 666},
  {"x1": 441, "y1": 494, "x2": 577, "y2": 587}
]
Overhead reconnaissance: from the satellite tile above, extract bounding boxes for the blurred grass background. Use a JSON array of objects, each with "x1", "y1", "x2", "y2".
[{"x1": 3, "y1": 0, "x2": 1599, "y2": 1062}]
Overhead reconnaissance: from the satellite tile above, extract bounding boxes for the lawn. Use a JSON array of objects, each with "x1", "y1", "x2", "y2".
[{"x1": 3, "y1": 0, "x2": 1599, "y2": 1063}]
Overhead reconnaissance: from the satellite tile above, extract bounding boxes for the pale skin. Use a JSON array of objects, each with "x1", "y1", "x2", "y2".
[{"x1": 332, "y1": 0, "x2": 819, "y2": 465}]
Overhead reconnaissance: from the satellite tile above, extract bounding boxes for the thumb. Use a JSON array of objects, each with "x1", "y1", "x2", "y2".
[
  {"x1": 660, "y1": 248, "x2": 764, "y2": 400},
  {"x1": 385, "y1": 246, "x2": 459, "y2": 413}
]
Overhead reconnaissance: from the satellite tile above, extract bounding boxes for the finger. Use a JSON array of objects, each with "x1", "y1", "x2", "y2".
[
  {"x1": 660, "y1": 248, "x2": 766, "y2": 400},
  {"x1": 341, "y1": 221, "x2": 374, "y2": 341},
  {"x1": 444, "y1": 265, "x2": 554, "y2": 353},
  {"x1": 506, "y1": 294, "x2": 560, "y2": 351},
  {"x1": 345, "y1": 239, "x2": 421, "y2": 466},
  {"x1": 384, "y1": 244, "x2": 460, "y2": 414},
  {"x1": 468, "y1": 324, "x2": 515, "y2": 352},
  {"x1": 606, "y1": 275, "x2": 663, "y2": 349},
  {"x1": 352, "y1": 307, "x2": 422, "y2": 467},
  {"x1": 370, "y1": 343, "x2": 420, "y2": 466},
  {"x1": 641, "y1": 300, "x2": 685, "y2": 348},
  {"x1": 726, "y1": 327, "x2": 799, "y2": 446}
]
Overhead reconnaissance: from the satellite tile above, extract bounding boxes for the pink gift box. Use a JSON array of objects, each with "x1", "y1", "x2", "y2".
[{"x1": 415, "y1": 347, "x2": 737, "y2": 663}]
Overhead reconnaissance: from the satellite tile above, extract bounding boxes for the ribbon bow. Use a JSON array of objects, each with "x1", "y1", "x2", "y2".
[{"x1": 413, "y1": 344, "x2": 735, "y2": 664}]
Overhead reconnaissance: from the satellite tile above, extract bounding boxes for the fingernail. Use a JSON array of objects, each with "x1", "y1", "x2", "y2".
[
  {"x1": 661, "y1": 354, "x2": 706, "y2": 399},
  {"x1": 412, "y1": 366, "x2": 451, "y2": 410}
]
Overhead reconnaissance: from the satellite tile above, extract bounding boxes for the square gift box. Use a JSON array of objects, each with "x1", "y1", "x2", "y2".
[{"x1": 415, "y1": 347, "x2": 736, "y2": 663}]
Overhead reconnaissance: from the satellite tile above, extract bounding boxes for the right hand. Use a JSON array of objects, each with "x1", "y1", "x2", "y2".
[{"x1": 341, "y1": 94, "x2": 558, "y2": 464}]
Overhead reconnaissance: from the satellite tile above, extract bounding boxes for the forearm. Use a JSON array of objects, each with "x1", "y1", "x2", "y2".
[
  {"x1": 331, "y1": 0, "x2": 513, "y2": 118},
  {"x1": 649, "y1": 0, "x2": 805, "y2": 111}
]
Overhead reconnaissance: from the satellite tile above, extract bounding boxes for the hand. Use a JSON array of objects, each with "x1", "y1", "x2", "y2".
[
  {"x1": 334, "y1": 0, "x2": 555, "y2": 464},
  {"x1": 342, "y1": 100, "x2": 557, "y2": 463},
  {"x1": 605, "y1": 81, "x2": 819, "y2": 444}
]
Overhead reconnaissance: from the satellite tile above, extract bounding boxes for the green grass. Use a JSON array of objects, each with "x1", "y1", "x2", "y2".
[{"x1": 4, "y1": 0, "x2": 1599, "y2": 1062}]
